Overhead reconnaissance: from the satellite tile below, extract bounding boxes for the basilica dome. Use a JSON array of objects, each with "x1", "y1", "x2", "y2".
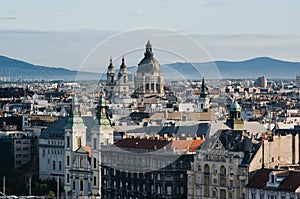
[{"x1": 137, "y1": 40, "x2": 160, "y2": 75}]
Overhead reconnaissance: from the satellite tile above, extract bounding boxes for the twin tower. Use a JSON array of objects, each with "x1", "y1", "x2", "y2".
[{"x1": 106, "y1": 40, "x2": 164, "y2": 99}]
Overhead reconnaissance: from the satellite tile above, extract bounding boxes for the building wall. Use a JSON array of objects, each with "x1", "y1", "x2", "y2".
[
  {"x1": 188, "y1": 149, "x2": 248, "y2": 199},
  {"x1": 39, "y1": 137, "x2": 65, "y2": 180},
  {"x1": 249, "y1": 134, "x2": 300, "y2": 173},
  {"x1": 101, "y1": 145, "x2": 193, "y2": 199}
]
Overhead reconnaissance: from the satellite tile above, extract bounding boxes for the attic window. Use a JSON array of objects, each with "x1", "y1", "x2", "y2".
[{"x1": 271, "y1": 174, "x2": 275, "y2": 183}]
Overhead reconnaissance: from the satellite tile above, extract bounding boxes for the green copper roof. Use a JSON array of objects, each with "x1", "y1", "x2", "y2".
[{"x1": 230, "y1": 100, "x2": 241, "y2": 112}]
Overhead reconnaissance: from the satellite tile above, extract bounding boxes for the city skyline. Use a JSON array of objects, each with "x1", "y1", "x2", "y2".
[{"x1": 1, "y1": 1, "x2": 300, "y2": 71}]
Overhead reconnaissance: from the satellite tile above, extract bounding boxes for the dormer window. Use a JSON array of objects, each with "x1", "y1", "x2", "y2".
[{"x1": 271, "y1": 174, "x2": 275, "y2": 183}]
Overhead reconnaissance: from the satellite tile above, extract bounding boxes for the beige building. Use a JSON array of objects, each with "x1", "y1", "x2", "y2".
[
  {"x1": 187, "y1": 129, "x2": 257, "y2": 199},
  {"x1": 187, "y1": 129, "x2": 300, "y2": 199},
  {"x1": 187, "y1": 100, "x2": 300, "y2": 199}
]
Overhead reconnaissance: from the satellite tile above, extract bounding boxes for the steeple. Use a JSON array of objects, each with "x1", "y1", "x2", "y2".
[
  {"x1": 200, "y1": 77, "x2": 208, "y2": 98},
  {"x1": 94, "y1": 92, "x2": 114, "y2": 145},
  {"x1": 120, "y1": 56, "x2": 127, "y2": 70},
  {"x1": 229, "y1": 100, "x2": 244, "y2": 130},
  {"x1": 72, "y1": 93, "x2": 81, "y2": 117},
  {"x1": 106, "y1": 57, "x2": 116, "y2": 97},
  {"x1": 96, "y1": 92, "x2": 111, "y2": 126},
  {"x1": 107, "y1": 57, "x2": 115, "y2": 72}
]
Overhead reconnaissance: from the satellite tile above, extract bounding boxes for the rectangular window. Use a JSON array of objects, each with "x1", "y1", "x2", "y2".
[
  {"x1": 80, "y1": 180, "x2": 83, "y2": 191},
  {"x1": 167, "y1": 186, "x2": 172, "y2": 195},
  {"x1": 67, "y1": 136, "x2": 70, "y2": 148},
  {"x1": 93, "y1": 176, "x2": 97, "y2": 186},
  {"x1": 67, "y1": 174, "x2": 70, "y2": 183},
  {"x1": 67, "y1": 155, "x2": 70, "y2": 166},
  {"x1": 93, "y1": 158, "x2": 97, "y2": 168},
  {"x1": 93, "y1": 138, "x2": 97, "y2": 150}
]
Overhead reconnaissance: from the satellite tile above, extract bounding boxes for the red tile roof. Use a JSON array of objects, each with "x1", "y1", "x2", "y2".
[
  {"x1": 171, "y1": 139, "x2": 204, "y2": 152},
  {"x1": 115, "y1": 138, "x2": 204, "y2": 152},
  {"x1": 247, "y1": 168, "x2": 300, "y2": 192}
]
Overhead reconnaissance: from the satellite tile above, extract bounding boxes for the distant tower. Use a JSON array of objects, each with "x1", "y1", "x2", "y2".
[
  {"x1": 106, "y1": 58, "x2": 116, "y2": 98},
  {"x1": 134, "y1": 40, "x2": 164, "y2": 97},
  {"x1": 296, "y1": 73, "x2": 300, "y2": 87},
  {"x1": 256, "y1": 76, "x2": 267, "y2": 88},
  {"x1": 229, "y1": 100, "x2": 244, "y2": 130},
  {"x1": 198, "y1": 77, "x2": 209, "y2": 111},
  {"x1": 116, "y1": 57, "x2": 130, "y2": 99}
]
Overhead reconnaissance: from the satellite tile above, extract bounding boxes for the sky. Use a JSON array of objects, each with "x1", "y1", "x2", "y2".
[{"x1": 1, "y1": 0, "x2": 300, "y2": 72}]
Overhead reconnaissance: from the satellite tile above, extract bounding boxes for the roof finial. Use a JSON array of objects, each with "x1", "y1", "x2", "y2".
[
  {"x1": 110, "y1": 56, "x2": 112, "y2": 64},
  {"x1": 146, "y1": 39, "x2": 152, "y2": 48}
]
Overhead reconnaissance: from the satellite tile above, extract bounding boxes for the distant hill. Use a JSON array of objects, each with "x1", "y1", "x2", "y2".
[
  {"x1": 0, "y1": 55, "x2": 299, "y2": 81},
  {"x1": 162, "y1": 57, "x2": 300, "y2": 80},
  {"x1": 0, "y1": 55, "x2": 99, "y2": 81},
  {"x1": 126, "y1": 57, "x2": 300, "y2": 80}
]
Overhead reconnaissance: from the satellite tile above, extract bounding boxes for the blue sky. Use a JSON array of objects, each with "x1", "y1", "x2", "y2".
[{"x1": 1, "y1": 0, "x2": 300, "y2": 71}]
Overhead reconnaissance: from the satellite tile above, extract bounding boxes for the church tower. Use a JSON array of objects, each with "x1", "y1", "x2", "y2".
[
  {"x1": 198, "y1": 77, "x2": 210, "y2": 111},
  {"x1": 116, "y1": 57, "x2": 130, "y2": 99},
  {"x1": 64, "y1": 94, "x2": 91, "y2": 197},
  {"x1": 229, "y1": 100, "x2": 244, "y2": 130},
  {"x1": 106, "y1": 58, "x2": 116, "y2": 98},
  {"x1": 134, "y1": 40, "x2": 164, "y2": 97},
  {"x1": 88, "y1": 92, "x2": 115, "y2": 196},
  {"x1": 96, "y1": 92, "x2": 114, "y2": 145},
  {"x1": 65, "y1": 94, "x2": 87, "y2": 151}
]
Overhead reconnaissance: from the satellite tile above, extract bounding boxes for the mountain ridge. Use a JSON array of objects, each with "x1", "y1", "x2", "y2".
[{"x1": 0, "y1": 55, "x2": 299, "y2": 80}]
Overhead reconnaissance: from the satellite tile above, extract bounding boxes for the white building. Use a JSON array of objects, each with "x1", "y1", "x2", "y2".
[{"x1": 38, "y1": 118, "x2": 65, "y2": 180}]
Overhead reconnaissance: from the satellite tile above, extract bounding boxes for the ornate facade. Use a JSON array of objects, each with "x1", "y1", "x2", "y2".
[{"x1": 64, "y1": 93, "x2": 114, "y2": 197}]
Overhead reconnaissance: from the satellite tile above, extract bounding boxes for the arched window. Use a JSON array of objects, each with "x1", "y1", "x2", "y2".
[
  {"x1": 220, "y1": 165, "x2": 227, "y2": 186},
  {"x1": 212, "y1": 165, "x2": 217, "y2": 174},
  {"x1": 52, "y1": 160, "x2": 56, "y2": 170},
  {"x1": 220, "y1": 165, "x2": 226, "y2": 176},
  {"x1": 204, "y1": 164, "x2": 210, "y2": 175},
  {"x1": 197, "y1": 165, "x2": 202, "y2": 171},
  {"x1": 229, "y1": 167, "x2": 234, "y2": 175}
]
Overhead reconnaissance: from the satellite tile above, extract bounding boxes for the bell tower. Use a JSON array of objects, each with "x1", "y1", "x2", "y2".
[
  {"x1": 198, "y1": 77, "x2": 209, "y2": 111},
  {"x1": 117, "y1": 57, "x2": 129, "y2": 99},
  {"x1": 106, "y1": 57, "x2": 116, "y2": 98}
]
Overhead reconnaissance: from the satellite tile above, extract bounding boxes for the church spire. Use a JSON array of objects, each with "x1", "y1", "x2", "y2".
[
  {"x1": 107, "y1": 57, "x2": 115, "y2": 72},
  {"x1": 72, "y1": 93, "x2": 81, "y2": 117},
  {"x1": 120, "y1": 56, "x2": 126, "y2": 69},
  {"x1": 95, "y1": 92, "x2": 112, "y2": 127},
  {"x1": 200, "y1": 77, "x2": 208, "y2": 98}
]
